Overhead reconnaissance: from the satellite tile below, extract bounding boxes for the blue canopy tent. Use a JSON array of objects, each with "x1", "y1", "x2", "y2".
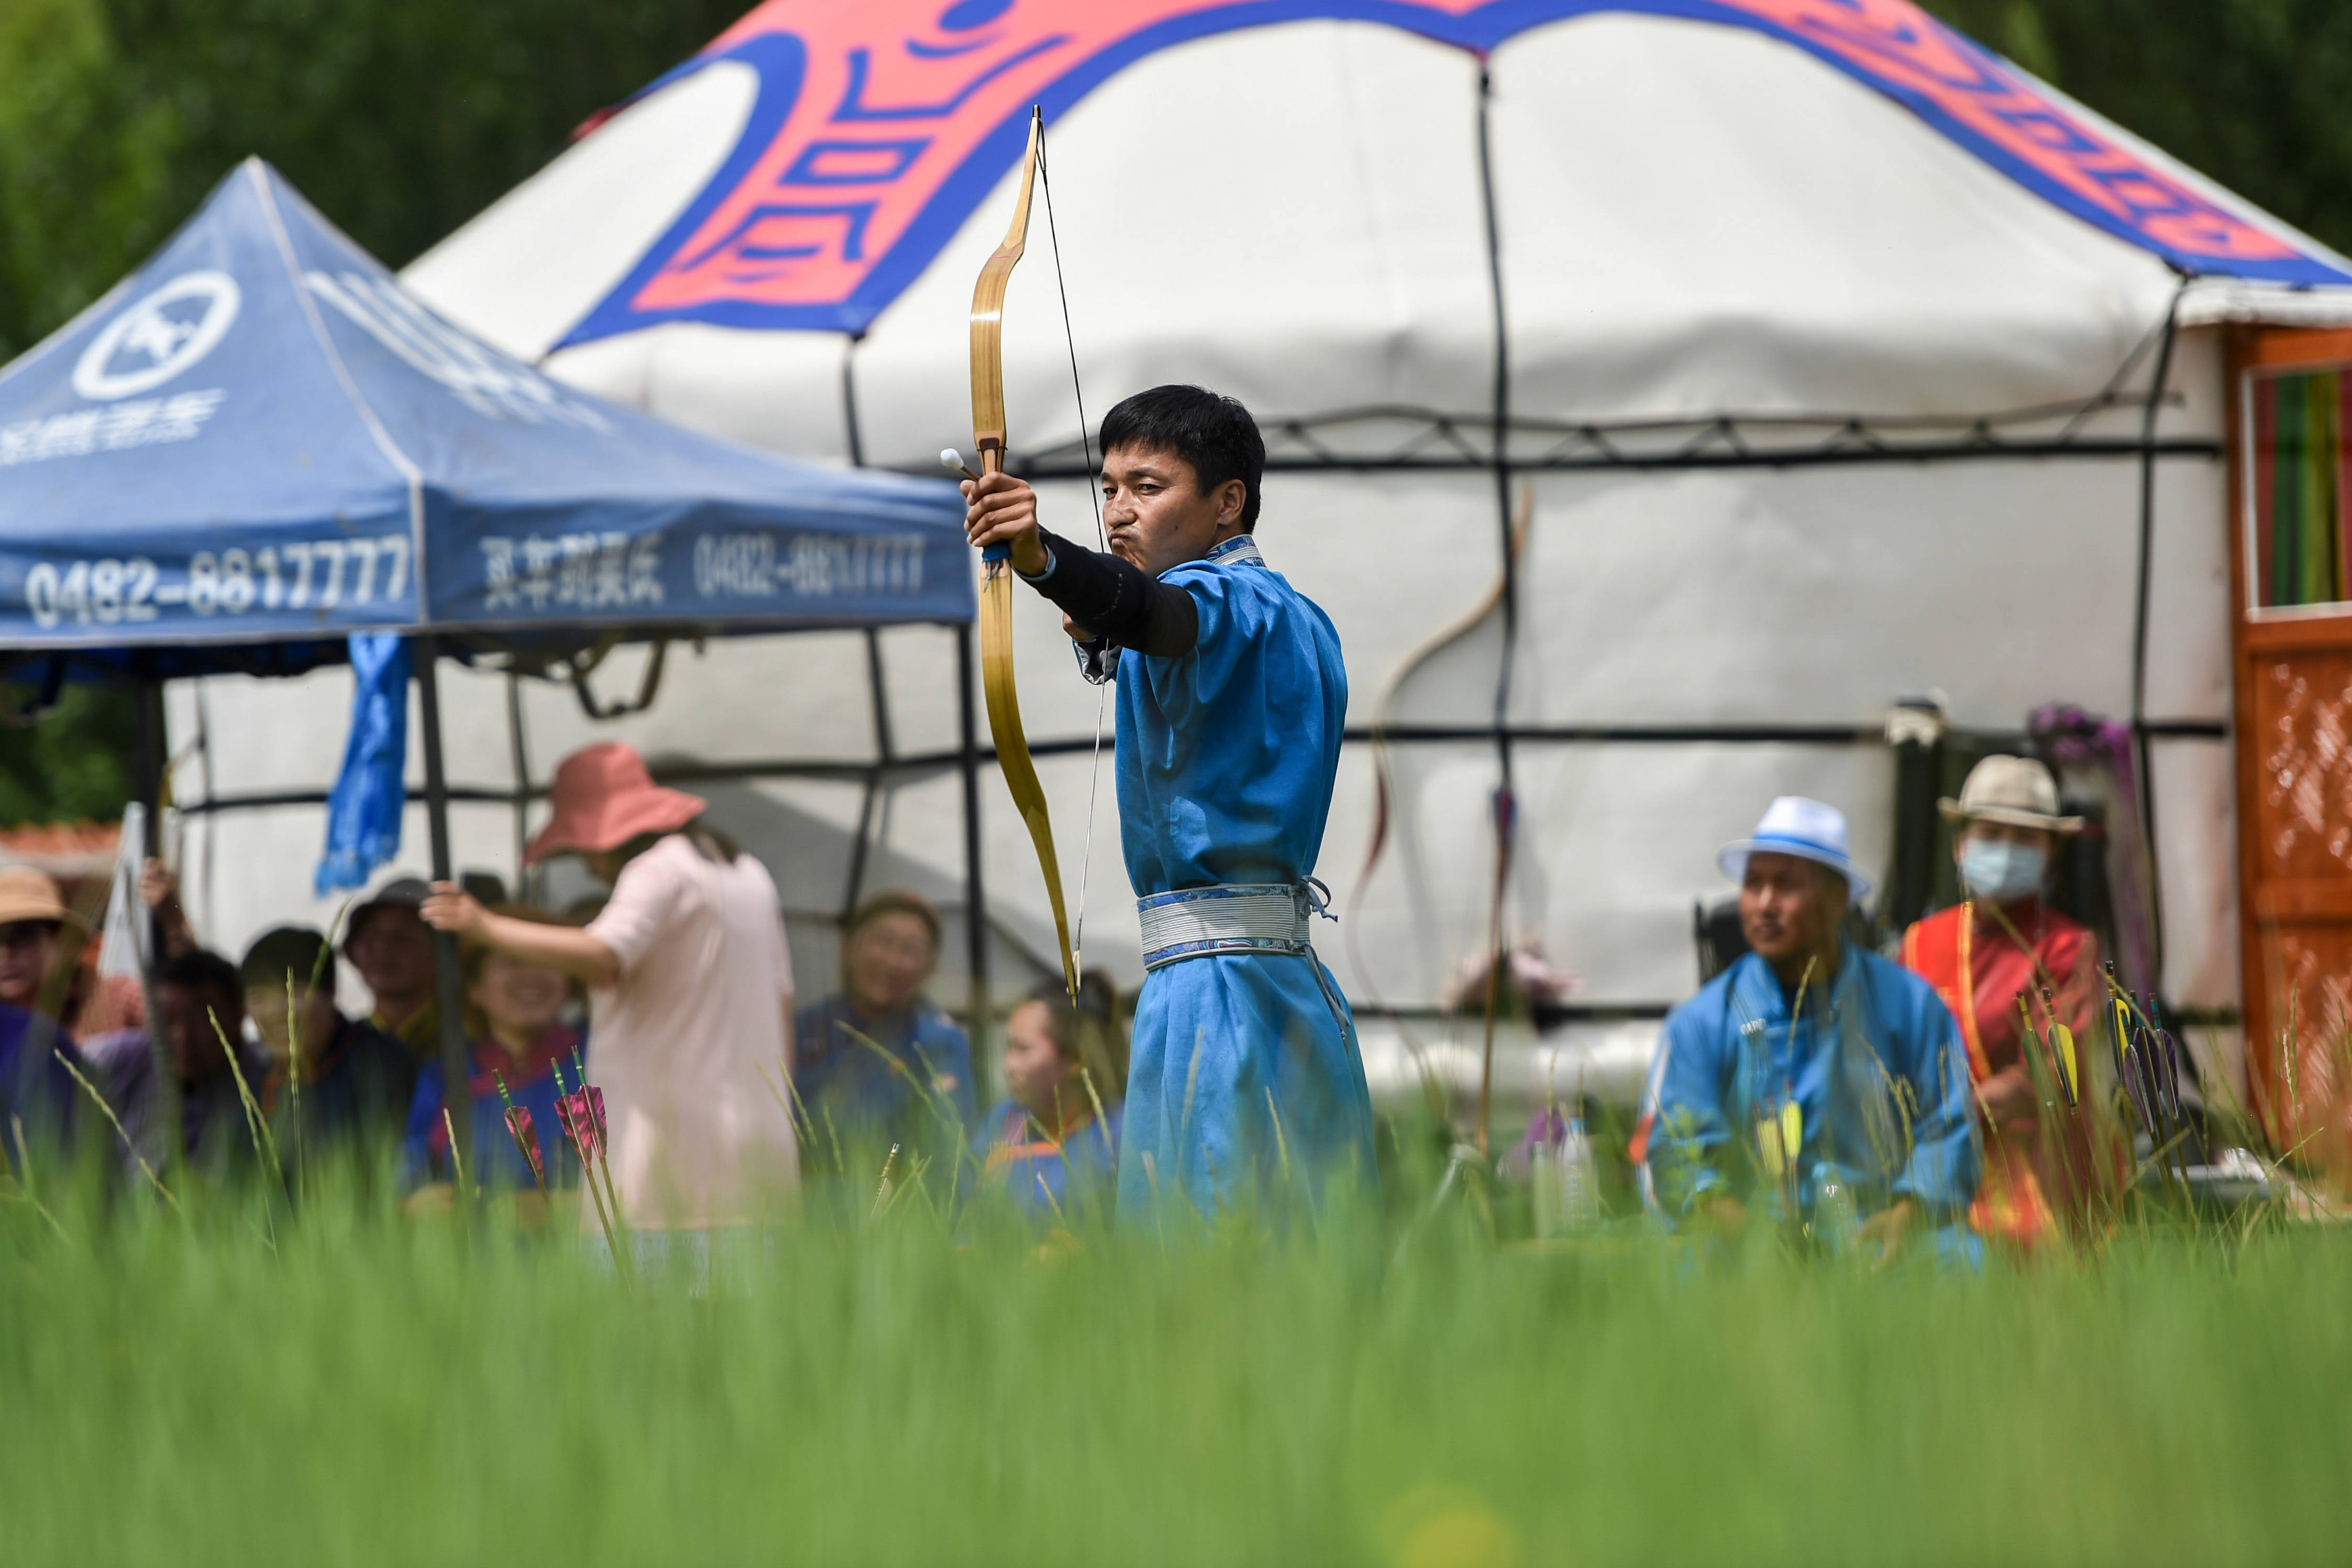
[{"x1": 0, "y1": 159, "x2": 976, "y2": 1170}]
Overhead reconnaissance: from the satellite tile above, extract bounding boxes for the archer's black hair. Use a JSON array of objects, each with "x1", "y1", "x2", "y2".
[{"x1": 1098, "y1": 384, "x2": 1265, "y2": 532}]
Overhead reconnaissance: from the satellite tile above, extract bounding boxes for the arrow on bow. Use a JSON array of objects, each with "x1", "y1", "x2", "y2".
[{"x1": 969, "y1": 105, "x2": 1078, "y2": 1000}]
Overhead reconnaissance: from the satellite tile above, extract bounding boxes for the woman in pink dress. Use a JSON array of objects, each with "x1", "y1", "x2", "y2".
[{"x1": 423, "y1": 742, "x2": 797, "y2": 1273}]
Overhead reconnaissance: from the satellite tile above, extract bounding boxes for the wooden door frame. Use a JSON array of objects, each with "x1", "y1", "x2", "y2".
[{"x1": 2226, "y1": 325, "x2": 2352, "y2": 1144}]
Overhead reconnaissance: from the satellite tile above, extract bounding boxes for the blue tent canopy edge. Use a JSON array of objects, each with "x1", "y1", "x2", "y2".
[{"x1": 0, "y1": 159, "x2": 974, "y2": 681}]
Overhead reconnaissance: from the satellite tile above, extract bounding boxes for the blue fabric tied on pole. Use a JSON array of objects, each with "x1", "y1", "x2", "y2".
[{"x1": 315, "y1": 632, "x2": 409, "y2": 897}]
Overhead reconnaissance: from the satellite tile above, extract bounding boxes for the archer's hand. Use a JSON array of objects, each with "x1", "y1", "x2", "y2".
[{"x1": 963, "y1": 471, "x2": 1050, "y2": 576}]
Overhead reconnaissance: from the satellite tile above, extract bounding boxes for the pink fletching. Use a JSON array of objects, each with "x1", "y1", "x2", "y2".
[
  {"x1": 558, "y1": 1089, "x2": 604, "y2": 1164},
  {"x1": 505, "y1": 1106, "x2": 545, "y2": 1185}
]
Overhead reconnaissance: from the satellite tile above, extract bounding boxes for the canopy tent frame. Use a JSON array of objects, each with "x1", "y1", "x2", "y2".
[
  {"x1": 0, "y1": 159, "x2": 986, "y2": 1179},
  {"x1": 54, "y1": 617, "x2": 1000, "y2": 1180}
]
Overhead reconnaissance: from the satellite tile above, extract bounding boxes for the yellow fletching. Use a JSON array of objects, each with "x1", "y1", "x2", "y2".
[
  {"x1": 1757, "y1": 1118, "x2": 1783, "y2": 1178},
  {"x1": 2052, "y1": 1023, "x2": 2078, "y2": 1100},
  {"x1": 1780, "y1": 1101, "x2": 1803, "y2": 1165}
]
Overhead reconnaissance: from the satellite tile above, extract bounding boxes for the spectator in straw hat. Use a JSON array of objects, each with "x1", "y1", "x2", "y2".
[
  {"x1": 1900, "y1": 755, "x2": 2106, "y2": 1248},
  {"x1": 0, "y1": 867, "x2": 80, "y2": 1028},
  {"x1": 421, "y1": 743, "x2": 797, "y2": 1264},
  {"x1": 0, "y1": 857, "x2": 199, "y2": 1046},
  {"x1": 1638, "y1": 796, "x2": 1978, "y2": 1263},
  {"x1": 0, "y1": 865, "x2": 153, "y2": 1041}
]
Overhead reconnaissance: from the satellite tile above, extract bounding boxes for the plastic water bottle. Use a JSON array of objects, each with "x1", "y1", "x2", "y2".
[
  {"x1": 1533, "y1": 1118, "x2": 1601, "y2": 1236},
  {"x1": 1810, "y1": 1166, "x2": 1859, "y2": 1255},
  {"x1": 1560, "y1": 1118, "x2": 1600, "y2": 1230}
]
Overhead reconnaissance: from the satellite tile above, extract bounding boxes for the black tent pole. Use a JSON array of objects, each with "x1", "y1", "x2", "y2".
[
  {"x1": 413, "y1": 635, "x2": 472, "y2": 1185},
  {"x1": 956, "y1": 625, "x2": 990, "y2": 1075},
  {"x1": 130, "y1": 669, "x2": 183, "y2": 1175}
]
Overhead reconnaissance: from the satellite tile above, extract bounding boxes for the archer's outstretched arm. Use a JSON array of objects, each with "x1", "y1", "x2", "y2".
[{"x1": 964, "y1": 472, "x2": 1197, "y2": 657}]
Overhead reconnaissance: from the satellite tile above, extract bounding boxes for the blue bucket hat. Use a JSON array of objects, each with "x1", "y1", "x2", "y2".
[{"x1": 1717, "y1": 796, "x2": 1871, "y2": 901}]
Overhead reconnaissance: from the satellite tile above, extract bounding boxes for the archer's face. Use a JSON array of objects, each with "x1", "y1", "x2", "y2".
[{"x1": 1100, "y1": 444, "x2": 1246, "y2": 577}]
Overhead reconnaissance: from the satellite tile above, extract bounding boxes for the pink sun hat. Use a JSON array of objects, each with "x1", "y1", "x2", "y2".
[{"x1": 523, "y1": 743, "x2": 706, "y2": 866}]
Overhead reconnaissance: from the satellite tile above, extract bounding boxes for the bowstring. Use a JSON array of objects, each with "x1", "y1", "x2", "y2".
[{"x1": 1037, "y1": 114, "x2": 1107, "y2": 1003}]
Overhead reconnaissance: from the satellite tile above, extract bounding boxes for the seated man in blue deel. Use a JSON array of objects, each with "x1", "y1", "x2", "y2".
[{"x1": 1639, "y1": 796, "x2": 1979, "y2": 1264}]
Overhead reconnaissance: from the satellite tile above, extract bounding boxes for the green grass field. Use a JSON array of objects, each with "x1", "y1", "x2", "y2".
[{"x1": 6, "y1": 1160, "x2": 2349, "y2": 1567}]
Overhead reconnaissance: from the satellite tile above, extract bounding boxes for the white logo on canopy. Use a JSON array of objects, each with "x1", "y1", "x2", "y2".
[
  {"x1": 304, "y1": 271, "x2": 607, "y2": 429},
  {"x1": 72, "y1": 271, "x2": 242, "y2": 400}
]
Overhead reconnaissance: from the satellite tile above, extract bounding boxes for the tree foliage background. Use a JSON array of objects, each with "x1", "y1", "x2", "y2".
[{"x1": 1, "y1": 0, "x2": 2349, "y2": 821}]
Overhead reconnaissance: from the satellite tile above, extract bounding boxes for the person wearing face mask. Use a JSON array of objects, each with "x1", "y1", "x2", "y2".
[{"x1": 1900, "y1": 755, "x2": 2103, "y2": 1248}]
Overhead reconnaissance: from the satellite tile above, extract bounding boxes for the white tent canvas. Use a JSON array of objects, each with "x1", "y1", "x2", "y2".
[{"x1": 176, "y1": 3, "x2": 2352, "y2": 1108}]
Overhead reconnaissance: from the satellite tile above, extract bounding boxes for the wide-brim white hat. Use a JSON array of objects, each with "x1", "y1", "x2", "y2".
[
  {"x1": 1937, "y1": 754, "x2": 2082, "y2": 834},
  {"x1": 1718, "y1": 794, "x2": 1872, "y2": 901}
]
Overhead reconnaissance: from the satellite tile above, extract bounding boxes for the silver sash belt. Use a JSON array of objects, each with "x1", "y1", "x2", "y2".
[{"x1": 1137, "y1": 879, "x2": 1332, "y2": 970}]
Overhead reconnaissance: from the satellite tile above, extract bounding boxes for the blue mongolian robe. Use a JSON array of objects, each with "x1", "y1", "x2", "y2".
[
  {"x1": 1640, "y1": 942, "x2": 1980, "y2": 1260},
  {"x1": 1102, "y1": 534, "x2": 1377, "y2": 1217}
]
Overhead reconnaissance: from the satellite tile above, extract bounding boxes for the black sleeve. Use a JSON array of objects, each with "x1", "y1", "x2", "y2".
[{"x1": 1016, "y1": 528, "x2": 1199, "y2": 659}]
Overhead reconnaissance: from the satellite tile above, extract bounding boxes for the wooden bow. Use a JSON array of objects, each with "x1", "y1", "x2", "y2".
[
  {"x1": 1346, "y1": 481, "x2": 1532, "y2": 1128},
  {"x1": 970, "y1": 105, "x2": 1078, "y2": 998}
]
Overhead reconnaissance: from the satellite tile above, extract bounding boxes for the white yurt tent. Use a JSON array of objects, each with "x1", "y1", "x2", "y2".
[{"x1": 176, "y1": 0, "x2": 2352, "y2": 1112}]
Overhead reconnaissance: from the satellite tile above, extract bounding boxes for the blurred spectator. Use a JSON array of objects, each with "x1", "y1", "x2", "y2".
[
  {"x1": 0, "y1": 867, "x2": 81, "y2": 1026},
  {"x1": 423, "y1": 742, "x2": 797, "y2": 1257},
  {"x1": 1640, "y1": 797, "x2": 1978, "y2": 1263},
  {"x1": 795, "y1": 890, "x2": 975, "y2": 1171},
  {"x1": 137, "y1": 859, "x2": 200, "y2": 961},
  {"x1": 402, "y1": 907, "x2": 586, "y2": 1207},
  {"x1": 241, "y1": 927, "x2": 413, "y2": 1173},
  {"x1": 342, "y1": 876, "x2": 440, "y2": 1059},
  {"x1": 87, "y1": 948, "x2": 268, "y2": 1182},
  {"x1": 0, "y1": 866, "x2": 150, "y2": 1041},
  {"x1": 58, "y1": 859, "x2": 201, "y2": 1039},
  {"x1": 973, "y1": 973, "x2": 1124, "y2": 1217},
  {"x1": 0, "y1": 1001, "x2": 89, "y2": 1176},
  {"x1": 1900, "y1": 756, "x2": 2107, "y2": 1250}
]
